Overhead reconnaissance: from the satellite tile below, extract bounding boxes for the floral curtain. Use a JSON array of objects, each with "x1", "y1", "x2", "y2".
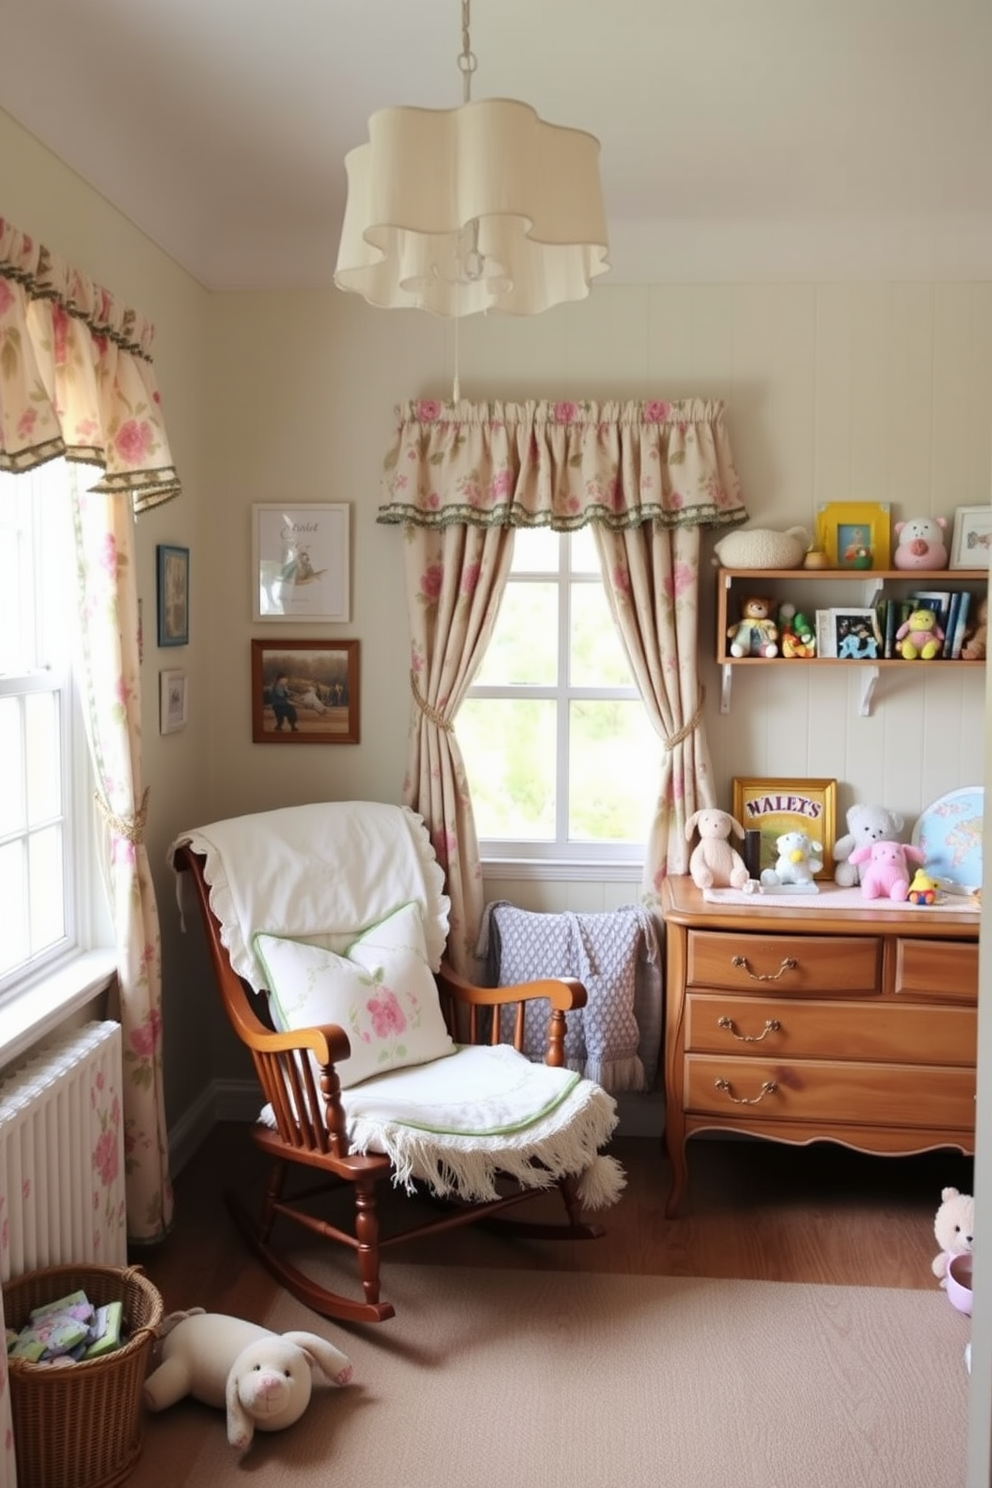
[
  {"x1": 379, "y1": 398, "x2": 748, "y2": 956},
  {"x1": 0, "y1": 217, "x2": 177, "y2": 1247}
]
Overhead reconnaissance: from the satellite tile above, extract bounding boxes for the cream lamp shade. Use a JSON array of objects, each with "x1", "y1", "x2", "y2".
[{"x1": 333, "y1": 7, "x2": 609, "y2": 317}]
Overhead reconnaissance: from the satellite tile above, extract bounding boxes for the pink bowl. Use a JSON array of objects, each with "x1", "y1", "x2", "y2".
[{"x1": 947, "y1": 1252, "x2": 973, "y2": 1316}]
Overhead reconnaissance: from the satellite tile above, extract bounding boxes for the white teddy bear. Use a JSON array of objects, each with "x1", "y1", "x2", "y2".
[
  {"x1": 831, "y1": 803, "x2": 905, "y2": 887},
  {"x1": 143, "y1": 1311, "x2": 353, "y2": 1450},
  {"x1": 760, "y1": 830, "x2": 822, "y2": 887}
]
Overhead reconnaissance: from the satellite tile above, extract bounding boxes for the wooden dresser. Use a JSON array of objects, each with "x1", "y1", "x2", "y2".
[{"x1": 660, "y1": 876, "x2": 979, "y2": 1215}]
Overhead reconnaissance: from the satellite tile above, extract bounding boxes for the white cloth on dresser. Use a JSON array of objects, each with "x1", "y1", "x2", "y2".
[{"x1": 476, "y1": 902, "x2": 662, "y2": 1093}]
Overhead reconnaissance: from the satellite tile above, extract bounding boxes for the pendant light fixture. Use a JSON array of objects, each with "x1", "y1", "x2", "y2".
[{"x1": 334, "y1": 0, "x2": 610, "y2": 317}]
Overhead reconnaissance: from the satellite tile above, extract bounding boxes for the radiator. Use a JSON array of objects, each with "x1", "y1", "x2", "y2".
[{"x1": 0, "y1": 1020, "x2": 127, "y2": 1285}]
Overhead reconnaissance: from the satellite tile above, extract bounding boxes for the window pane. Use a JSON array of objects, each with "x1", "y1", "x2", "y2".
[
  {"x1": 28, "y1": 825, "x2": 66, "y2": 952},
  {"x1": 510, "y1": 527, "x2": 559, "y2": 574},
  {"x1": 26, "y1": 691, "x2": 61, "y2": 823},
  {"x1": 569, "y1": 525, "x2": 600, "y2": 575},
  {"x1": 458, "y1": 698, "x2": 556, "y2": 839},
  {"x1": 0, "y1": 841, "x2": 28, "y2": 975},
  {"x1": 473, "y1": 583, "x2": 558, "y2": 686},
  {"x1": 570, "y1": 582, "x2": 634, "y2": 688},
  {"x1": 568, "y1": 701, "x2": 660, "y2": 842},
  {"x1": 0, "y1": 697, "x2": 26, "y2": 836}
]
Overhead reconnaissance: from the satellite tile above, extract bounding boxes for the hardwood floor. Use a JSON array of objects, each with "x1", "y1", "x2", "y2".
[{"x1": 130, "y1": 1122, "x2": 974, "y2": 1317}]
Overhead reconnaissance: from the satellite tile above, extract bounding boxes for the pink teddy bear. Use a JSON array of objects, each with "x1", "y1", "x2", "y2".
[{"x1": 848, "y1": 840, "x2": 926, "y2": 901}]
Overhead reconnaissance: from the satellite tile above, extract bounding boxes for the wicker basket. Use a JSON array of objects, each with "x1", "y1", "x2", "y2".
[{"x1": 3, "y1": 1263, "x2": 163, "y2": 1488}]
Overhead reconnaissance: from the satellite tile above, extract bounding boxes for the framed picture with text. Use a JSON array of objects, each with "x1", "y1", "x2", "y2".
[
  {"x1": 252, "y1": 504, "x2": 350, "y2": 621},
  {"x1": 731, "y1": 777, "x2": 837, "y2": 881}
]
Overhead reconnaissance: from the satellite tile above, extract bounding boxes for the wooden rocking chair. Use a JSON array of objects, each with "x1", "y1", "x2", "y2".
[{"x1": 170, "y1": 802, "x2": 623, "y2": 1324}]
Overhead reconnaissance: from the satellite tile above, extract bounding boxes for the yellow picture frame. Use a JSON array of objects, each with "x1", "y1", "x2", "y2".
[
  {"x1": 731, "y1": 777, "x2": 837, "y2": 882},
  {"x1": 815, "y1": 502, "x2": 891, "y2": 570}
]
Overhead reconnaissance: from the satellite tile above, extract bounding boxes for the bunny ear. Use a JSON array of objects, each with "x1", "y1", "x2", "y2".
[
  {"x1": 728, "y1": 816, "x2": 746, "y2": 840},
  {"x1": 685, "y1": 812, "x2": 700, "y2": 840},
  {"x1": 225, "y1": 1372, "x2": 254, "y2": 1450}
]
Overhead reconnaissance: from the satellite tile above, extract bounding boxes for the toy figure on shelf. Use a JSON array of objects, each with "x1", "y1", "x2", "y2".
[
  {"x1": 892, "y1": 516, "x2": 949, "y2": 570},
  {"x1": 778, "y1": 603, "x2": 816, "y2": 658},
  {"x1": 907, "y1": 868, "x2": 939, "y2": 905},
  {"x1": 727, "y1": 595, "x2": 779, "y2": 658},
  {"x1": 895, "y1": 607, "x2": 944, "y2": 660}
]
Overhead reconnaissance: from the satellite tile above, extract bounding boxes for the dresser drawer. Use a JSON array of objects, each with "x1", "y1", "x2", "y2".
[
  {"x1": 894, "y1": 939, "x2": 979, "y2": 1004},
  {"x1": 684, "y1": 1055, "x2": 977, "y2": 1130},
  {"x1": 685, "y1": 993, "x2": 977, "y2": 1066},
  {"x1": 686, "y1": 931, "x2": 881, "y2": 996}
]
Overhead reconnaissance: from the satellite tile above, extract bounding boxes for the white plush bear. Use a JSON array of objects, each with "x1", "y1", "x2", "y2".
[
  {"x1": 760, "y1": 830, "x2": 822, "y2": 887},
  {"x1": 143, "y1": 1311, "x2": 353, "y2": 1450},
  {"x1": 832, "y1": 803, "x2": 905, "y2": 887}
]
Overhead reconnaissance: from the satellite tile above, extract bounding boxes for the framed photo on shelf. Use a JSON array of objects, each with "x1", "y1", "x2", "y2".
[
  {"x1": 831, "y1": 607, "x2": 882, "y2": 659},
  {"x1": 949, "y1": 505, "x2": 992, "y2": 571},
  {"x1": 815, "y1": 502, "x2": 891, "y2": 570},
  {"x1": 251, "y1": 639, "x2": 360, "y2": 744},
  {"x1": 159, "y1": 668, "x2": 188, "y2": 734},
  {"x1": 252, "y1": 503, "x2": 350, "y2": 621},
  {"x1": 731, "y1": 777, "x2": 837, "y2": 881},
  {"x1": 156, "y1": 544, "x2": 189, "y2": 646}
]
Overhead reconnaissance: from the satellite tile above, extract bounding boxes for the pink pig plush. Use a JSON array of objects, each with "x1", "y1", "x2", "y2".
[{"x1": 848, "y1": 840, "x2": 926, "y2": 901}]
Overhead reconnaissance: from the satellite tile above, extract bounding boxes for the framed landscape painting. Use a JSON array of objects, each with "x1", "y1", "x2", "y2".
[{"x1": 731, "y1": 777, "x2": 837, "y2": 881}]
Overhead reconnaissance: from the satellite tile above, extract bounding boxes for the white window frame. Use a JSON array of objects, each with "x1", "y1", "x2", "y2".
[{"x1": 467, "y1": 529, "x2": 653, "y2": 876}]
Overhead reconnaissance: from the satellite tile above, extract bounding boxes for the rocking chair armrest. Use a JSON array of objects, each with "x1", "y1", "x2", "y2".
[
  {"x1": 247, "y1": 1019, "x2": 352, "y2": 1068},
  {"x1": 437, "y1": 958, "x2": 588, "y2": 1012}
]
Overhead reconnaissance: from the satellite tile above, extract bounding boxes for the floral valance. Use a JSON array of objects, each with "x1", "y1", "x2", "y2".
[
  {"x1": 378, "y1": 398, "x2": 748, "y2": 531},
  {"x1": 0, "y1": 216, "x2": 181, "y2": 513}
]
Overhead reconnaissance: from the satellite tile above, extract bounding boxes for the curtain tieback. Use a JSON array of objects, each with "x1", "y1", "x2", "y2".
[
  {"x1": 664, "y1": 687, "x2": 705, "y2": 750},
  {"x1": 94, "y1": 786, "x2": 150, "y2": 844},
  {"x1": 410, "y1": 672, "x2": 455, "y2": 732}
]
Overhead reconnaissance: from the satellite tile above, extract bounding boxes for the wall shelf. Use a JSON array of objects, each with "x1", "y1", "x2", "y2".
[{"x1": 716, "y1": 566, "x2": 987, "y2": 716}]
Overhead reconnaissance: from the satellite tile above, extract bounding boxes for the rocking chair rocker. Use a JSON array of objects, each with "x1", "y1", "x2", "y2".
[{"x1": 169, "y1": 801, "x2": 624, "y2": 1324}]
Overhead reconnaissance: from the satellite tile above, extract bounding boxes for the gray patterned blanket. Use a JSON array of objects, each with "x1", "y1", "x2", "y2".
[{"x1": 475, "y1": 902, "x2": 662, "y2": 1093}]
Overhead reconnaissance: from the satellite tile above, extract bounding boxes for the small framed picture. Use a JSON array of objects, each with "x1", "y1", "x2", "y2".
[
  {"x1": 252, "y1": 504, "x2": 350, "y2": 621},
  {"x1": 815, "y1": 502, "x2": 891, "y2": 570},
  {"x1": 732, "y1": 777, "x2": 837, "y2": 882},
  {"x1": 251, "y1": 639, "x2": 360, "y2": 744},
  {"x1": 157, "y1": 545, "x2": 190, "y2": 646},
  {"x1": 832, "y1": 607, "x2": 883, "y2": 660},
  {"x1": 949, "y1": 505, "x2": 992, "y2": 570},
  {"x1": 159, "y1": 668, "x2": 188, "y2": 734}
]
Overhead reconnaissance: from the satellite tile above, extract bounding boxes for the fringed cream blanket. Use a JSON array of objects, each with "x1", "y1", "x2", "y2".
[{"x1": 262, "y1": 1044, "x2": 625, "y2": 1210}]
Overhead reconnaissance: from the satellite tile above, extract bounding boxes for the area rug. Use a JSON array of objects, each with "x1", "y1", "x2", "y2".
[{"x1": 128, "y1": 1265, "x2": 970, "y2": 1488}]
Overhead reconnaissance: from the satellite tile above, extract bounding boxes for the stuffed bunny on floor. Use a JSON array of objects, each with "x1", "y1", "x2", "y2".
[{"x1": 144, "y1": 1310, "x2": 353, "y2": 1449}]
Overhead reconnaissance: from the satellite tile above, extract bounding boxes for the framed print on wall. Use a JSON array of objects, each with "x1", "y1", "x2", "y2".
[
  {"x1": 251, "y1": 639, "x2": 360, "y2": 743},
  {"x1": 159, "y1": 669, "x2": 188, "y2": 734},
  {"x1": 157, "y1": 544, "x2": 189, "y2": 646},
  {"x1": 731, "y1": 777, "x2": 837, "y2": 881},
  {"x1": 815, "y1": 502, "x2": 891, "y2": 570},
  {"x1": 949, "y1": 505, "x2": 992, "y2": 570},
  {"x1": 252, "y1": 503, "x2": 350, "y2": 621}
]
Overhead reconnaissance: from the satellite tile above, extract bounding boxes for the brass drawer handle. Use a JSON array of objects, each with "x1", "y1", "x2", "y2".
[
  {"x1": 717, "y1": 1015, "x2": 781, "y2": 1042},
  {"x1": 714, "y1": 1077, "x2": 778, "y2": 1105},
  {"x1": 731, "y1": 955, "x2": 797, "y2": 983}
]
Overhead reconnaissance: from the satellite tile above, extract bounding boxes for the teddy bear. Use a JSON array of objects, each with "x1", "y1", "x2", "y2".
[
  {"x1": 143, "y1": 1310, "x2": 353, "y2": 1450},
  {"x1": 961, "y1": 595, "x2": 988, "y2": 661},
  {"x1": 726, "y1": 595, "x2": 779, "y2": 658},
  {"x1": 892, "y1": 515, "x2": 949, "y2": 570},
  {"x1": 848, "y1": 839, "x2": 926, "y2": 901},
  {"x1": 932, "y1": 1186, "x2": 975, "y2": 1288},
  {"x1": 685, "y1": 808, "x2": 751, "y2": 890},
  {"x1": 895, "y1": 606, "x2": 944, "y2": 659},
  {"x1": 760, "y1": 829, "x2": 823, "y2": 887},
  {"x1": 832, "y1": 803, "x2": 905, "y2": 887}
]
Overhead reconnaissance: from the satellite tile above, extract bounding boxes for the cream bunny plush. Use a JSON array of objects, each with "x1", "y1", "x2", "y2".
[
  {"x1": 143, "y1": 1311, "x2": 353, "y2": 1450},
  {"x1": 685, "y1": 809, "x2": 750, "y2": 890}
]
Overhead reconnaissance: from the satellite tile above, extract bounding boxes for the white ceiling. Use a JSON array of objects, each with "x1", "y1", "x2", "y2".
[{"x1": 2, "y1": 0, "x2": 990, "y2": 291}]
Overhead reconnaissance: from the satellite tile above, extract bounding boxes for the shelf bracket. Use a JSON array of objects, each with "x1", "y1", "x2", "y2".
[
  {"x1": 720, "y1": 663, "x2": 733, "y2": 713},
  {"x1": 859, "y1": 666, "x2": 879, "y2": 717}
]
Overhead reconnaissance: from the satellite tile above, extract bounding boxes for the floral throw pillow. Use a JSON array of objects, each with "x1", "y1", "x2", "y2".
[{"x1": 254, "y1": 902, "x2": 455, "y2": 1089}]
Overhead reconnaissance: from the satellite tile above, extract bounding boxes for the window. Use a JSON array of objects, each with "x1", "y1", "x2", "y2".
[
  {"x1": 458, "y1": 527, "x2": 659, "y2": 863},
  {"x1": 0, "y1": 462, "x2": 95, "y2": 995}
]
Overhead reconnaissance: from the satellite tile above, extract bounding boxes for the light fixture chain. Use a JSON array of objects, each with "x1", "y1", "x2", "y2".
[{"x1": 458, "y1": 0, "x2": 476, "y2": 104}]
